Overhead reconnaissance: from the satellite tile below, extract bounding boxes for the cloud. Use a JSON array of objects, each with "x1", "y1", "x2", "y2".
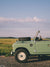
[
  {"x1": 0, "y1": 16, "x2": 46, "y2": 23},
  {"x1": 0, "y1": 17, "x2": 17, "y2": 22}
]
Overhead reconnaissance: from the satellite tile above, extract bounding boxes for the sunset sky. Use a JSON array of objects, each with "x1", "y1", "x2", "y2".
[{"x1": 0, "y1": 0, "x2": 50, "y2": 38}]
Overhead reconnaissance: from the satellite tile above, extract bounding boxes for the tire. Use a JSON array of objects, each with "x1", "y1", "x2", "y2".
[
  {"x1": 38, "y1": 55, "x2": 41, "y2": 61},
  {"x1": 38, "y1": 55, "x2": 46, "y2": 61},
  {"x1": 15, "y1": 49, "x2": 29, "y2": 63}
]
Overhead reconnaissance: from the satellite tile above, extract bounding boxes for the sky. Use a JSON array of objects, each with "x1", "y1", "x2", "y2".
[{"x1": 0, "y1": 0, "x2": 50, "y2": 38}]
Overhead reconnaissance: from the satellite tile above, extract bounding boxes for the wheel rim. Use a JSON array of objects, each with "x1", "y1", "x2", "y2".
[{"x1": 17, "y1": 52, "x2": 26, "y2": 61}]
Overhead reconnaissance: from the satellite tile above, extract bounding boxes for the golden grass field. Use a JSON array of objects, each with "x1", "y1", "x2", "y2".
[
  {"x1": 0, "y1": 38, "x2": 18, "y2": 56},
  {"x1": 0, "y1": 39, "x2": 18, "y2": 45}
]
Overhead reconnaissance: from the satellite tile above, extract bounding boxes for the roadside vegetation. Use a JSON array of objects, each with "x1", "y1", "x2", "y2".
[{"x1": 0, "y1": 39, "x2": 18, "y2": 56}]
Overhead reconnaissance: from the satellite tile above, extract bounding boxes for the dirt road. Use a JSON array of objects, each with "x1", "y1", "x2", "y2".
[{"x1": 0, "y1": 56, "x2": 50, "y2": 67}]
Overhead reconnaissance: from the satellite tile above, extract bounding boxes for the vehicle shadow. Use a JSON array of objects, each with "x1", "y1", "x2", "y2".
[{"x1": 25, "y1": 56, "x2": 50, "y2": 63}]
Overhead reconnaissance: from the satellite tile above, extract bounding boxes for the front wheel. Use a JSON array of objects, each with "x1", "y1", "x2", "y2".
[{"x1": 15, "y1": 49, "x2": 29, "y2": 63}]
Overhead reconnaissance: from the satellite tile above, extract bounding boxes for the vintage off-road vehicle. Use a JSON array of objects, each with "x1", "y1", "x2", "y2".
[{"x1": 11, "y1": 31, "x2": 50, "y2": 63}]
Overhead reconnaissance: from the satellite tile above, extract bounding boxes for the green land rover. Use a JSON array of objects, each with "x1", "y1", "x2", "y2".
[{"x1": 11, "y1": 31, "x2": 50, "y2": 63}]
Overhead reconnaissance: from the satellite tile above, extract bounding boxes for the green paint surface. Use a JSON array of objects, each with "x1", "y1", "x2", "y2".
[{"x1": 12, "y1": 41, "x2": 50, "y2": 55}]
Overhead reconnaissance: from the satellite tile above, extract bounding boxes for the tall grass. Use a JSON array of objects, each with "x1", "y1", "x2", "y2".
[{"x1": 0, "y1": 39, "x2": 18, "y2": 56}]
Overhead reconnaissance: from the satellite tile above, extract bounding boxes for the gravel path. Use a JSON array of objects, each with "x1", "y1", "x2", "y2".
[{"x1": 0, "y1": 56, "x2": 50, "y2": 67}]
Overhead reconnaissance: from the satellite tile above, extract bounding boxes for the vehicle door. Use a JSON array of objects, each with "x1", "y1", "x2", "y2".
[{"x1": 36, "y1": 41, "x2": 50, "y2": 54}]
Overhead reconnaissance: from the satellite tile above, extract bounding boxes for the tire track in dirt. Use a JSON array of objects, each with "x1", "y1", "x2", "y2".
[{"x1": 0, "y1": 56, "x2": 50, "y2": 67}]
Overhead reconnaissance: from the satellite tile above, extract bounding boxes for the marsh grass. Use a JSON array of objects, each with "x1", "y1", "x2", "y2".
[{"x1": 0, "y1": 39, "x2": 18, "y2": 56}]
